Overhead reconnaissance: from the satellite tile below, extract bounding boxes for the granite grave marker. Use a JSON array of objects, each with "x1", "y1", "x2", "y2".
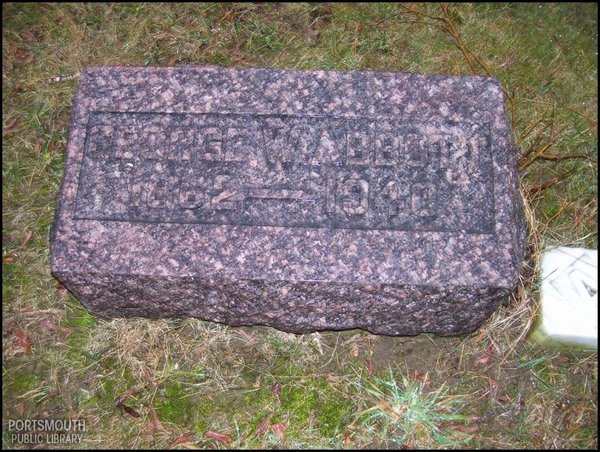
[{"x1": 50, "y1": 66, "x2": 526, "y2": 335}]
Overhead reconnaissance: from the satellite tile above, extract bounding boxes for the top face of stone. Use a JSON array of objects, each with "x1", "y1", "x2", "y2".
[
  {"x1": 76, "y1": 111, "x2": 493, "y2": 233},
  {"x1": 51, "y1": 66, "x2": 525, "y2": 289}
]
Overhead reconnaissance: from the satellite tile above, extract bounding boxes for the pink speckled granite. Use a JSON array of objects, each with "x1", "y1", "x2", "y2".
[{"x1": 50, "y1": 66, "x2": 526, "y2": 335}]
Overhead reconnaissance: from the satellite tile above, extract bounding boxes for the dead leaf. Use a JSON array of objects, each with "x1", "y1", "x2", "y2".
[
  {"x1": 3, "y1": 117, "x2": 19, "y2": 137},
  {"x1": 167, "y1": 55, "x2": 179, "y2": 66},
  {"x1": 149, "y1": 406, "x2": 167, "y2": 433},
  {"x1": 271, "y1": 423, "x2": 285, "y2": 442},
  {"x1": 38, "y1": 318, "x2": 58, "y2": 331},
  {"x1": 232, "y1": 39, "x2": 243, "y2": 54},
  {"x1": 204, "y1": 430, "x2": 231, "y2": 445},
  {"x1": 32, "y1": 140, "x2": 42, "y2": 154},
  {"x1": 14, "y1": 81, "x2": 24, "y2": 93},
  {"x1": 22, "y1": 230, "x2": 33, "y2": 247},
  {"x1": 169, "y1": 433, "x2": 195, "y2": 449},
  {"x1": 48, "y1": 140, "x2": 59, "y2": 154},
  {"x1": 55, "y1": 282, "x2": 69, "y2": 299},
  {"x1": 146, "y1": 422, "x2": 155, "y2": 435},
  {"x1": 117, "y1": 401, "x2": 140, "y2": 418},
  {"x1": 12, "y1": 330, "x2": 33, "y2": 354},
  {"x1": 271, "y1": 381, "x2": 282, "y2": 395},
  {"x1": 474, "y1": 345, "x2": 494, "y2": 367},
  {"x1": 38, "y1": 318, "x2": 72, "y2": 337},
  {"x1": 376, "y1": 399, "x2": 403, "y2": 421},
  {"x1": 14, "y1": 47, "x2": 34, "y2": 64},
  {"x1": 556, "y1": 354, "x2": 570, "y2": 365},
  {"x1": 414, "y1": 370, "x2": 430, "y2": 388},
  {"x1": 15, "y1": 402, "x2": 26, "y2": 417},
  {"x1": 4, "y1": 255, "x2": 16, "y2": 264},
  {"x1": 367, "y1": 358, "x2": 374, "y2": 376},
  {"x1": 20, "y1": 31, "x2": 35, "y2": 42},
  {"x1": 474, "y1": 353, "x2": 491, "y2": 366},
  {"x1": 447, "y1": 424, "x2": 479, "y2": 433},
  {"x1": 253, "y1": 413, "x2": 273, "y2": 438},
  {"x1": 20, "y1": 30, "x2": 42, "y2": 43},
  {"x1": 344, "y1": 431, "x2": 352, "y2": 445},
  {"x1": 115, "y1": 388, "x2": 138, "y2": 406},
  {"x1": 307, "y1": 28, "x2": 320, "y2": 44},
  {"x1": 324, "y1": 374, "x2": 337, "y2": 384}
]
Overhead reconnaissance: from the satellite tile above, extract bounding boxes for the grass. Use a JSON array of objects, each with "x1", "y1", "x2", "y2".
[
  {"x1": 2, "y1": 2, "x2": 598, "y2": 450},
  {"x1": 351, "y1": 368, "x2": 471, "y2": 448}
]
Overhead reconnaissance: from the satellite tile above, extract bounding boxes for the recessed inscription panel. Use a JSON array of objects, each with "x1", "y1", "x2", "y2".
[{"x1": 74, "y1": 112, "x2": 494, "y2": 232}]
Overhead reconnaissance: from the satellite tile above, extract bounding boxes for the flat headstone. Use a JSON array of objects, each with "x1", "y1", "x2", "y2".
[{"x1": 50, "y1": 66, "x2": 526, "y2": 335}]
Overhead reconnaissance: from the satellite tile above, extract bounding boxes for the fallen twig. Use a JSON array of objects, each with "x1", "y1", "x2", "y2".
[
  {"x1": 527, "y1": 169, "x2": 575, "y2": 199},
  {"x1": 48, "y1": 72, "x2": 79, "y2": 83},
  {"x1": 399, "y1": 3, "x2": 514, "y2": 110}
]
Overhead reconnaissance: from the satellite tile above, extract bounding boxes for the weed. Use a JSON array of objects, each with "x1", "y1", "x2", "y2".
[{"x1": 352, "y1": 368, "x2": 471, "y2": 448}]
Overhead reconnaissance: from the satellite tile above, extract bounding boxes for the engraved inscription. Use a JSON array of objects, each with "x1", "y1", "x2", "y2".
[{"x1": 74, "y1": 112, "x2": 494, "y2": 232}]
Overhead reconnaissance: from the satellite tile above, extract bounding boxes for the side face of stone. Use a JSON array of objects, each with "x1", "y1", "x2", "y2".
[{"x1": 50, "y1": 66, "x2": 526, "y2": 335}]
